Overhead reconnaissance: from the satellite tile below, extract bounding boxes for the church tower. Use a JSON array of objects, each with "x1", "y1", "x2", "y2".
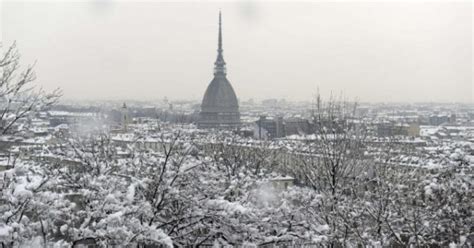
[
  {"x1": 198, "y1": 11, "x2": 240, "y2": 129},
  {"x1": 121, "y1": 102, "x2": 130, "y2": 131}
]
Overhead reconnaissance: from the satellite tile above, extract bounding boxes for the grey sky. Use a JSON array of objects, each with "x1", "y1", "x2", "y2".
[{"x1": 2, "y1": 1, "x2": 472, "y2": 103}]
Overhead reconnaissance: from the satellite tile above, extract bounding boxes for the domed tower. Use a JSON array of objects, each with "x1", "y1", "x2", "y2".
[{"x1": 198, "y1": 11, "x2": 240, "y2": 129}]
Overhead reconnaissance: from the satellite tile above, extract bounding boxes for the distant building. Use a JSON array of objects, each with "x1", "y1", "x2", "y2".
[
  {"x1": 376, "y1": 122, "x2": 420, "y2": 137},
  {"x1": 261, "y1": 99, "x2": 279, "y2": 107},
  {"x1": 376, "y1": 123, "x2": 394, "y2": 137},
  {"x1": 47, "y1": 111, "x2": 99, "y2": 127},
  {"x1": 121, "y1": 102, "x2": 130, "y2": 131},
  {"x1": 255, "y1": 116, "x2": 284, "y2": 140},
  {"x1": 255, "y1": 116, "x2": 312, "y2": 139},
  {"x1": 198, "y1": 12, "x2": 240, "y2": 129},
  {"x1": 429, "y1": 114, "x2": 455, "y2": 126},
  {"x1": 270, "y1": 176, "x2": 295, "y2": 191},
  {"x1": 284, "y1": 118, "x2": 312, "y2": 136},
  {"x1": 407, "y1": 123, "x2": 421, "y2": 137}
]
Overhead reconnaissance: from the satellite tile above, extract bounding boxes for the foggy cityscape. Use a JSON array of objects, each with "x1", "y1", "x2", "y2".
[{"x1": 0, "y1": 0, "x2": 473, "y2": 247}]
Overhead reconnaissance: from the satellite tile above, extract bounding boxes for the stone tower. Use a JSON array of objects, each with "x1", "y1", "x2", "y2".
[
  {"x1": 198, "y1": 11, "x2": 240, "y2": 129},
  {"x1": 121, "y1": 102, "x2": 130, "y2": 131}
]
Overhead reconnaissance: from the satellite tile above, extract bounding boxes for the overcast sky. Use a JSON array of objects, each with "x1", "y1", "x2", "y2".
[{"x1": 2, "y1": 0, "x2": 472, "y2": 103}]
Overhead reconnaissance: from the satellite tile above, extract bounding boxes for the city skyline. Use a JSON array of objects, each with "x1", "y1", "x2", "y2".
[
  {"x1": 2, "y1": 1, "x2": 472, "y2": 103},
  {"x1": 0, "y1": 1, "x2": 473, "y2": 246}
]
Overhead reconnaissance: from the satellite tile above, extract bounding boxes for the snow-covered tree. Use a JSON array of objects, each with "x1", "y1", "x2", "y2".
[
  {"x1": 0, "y1": 43, "x2": 60, "y2": 135},
  {"x1": 0, "y1": 43, "x2": 60, "y2": 247}
]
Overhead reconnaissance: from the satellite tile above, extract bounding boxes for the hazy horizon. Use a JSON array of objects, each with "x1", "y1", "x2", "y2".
[{"x1": 2, "y1": 0, "x2": 473, "y2": 103}]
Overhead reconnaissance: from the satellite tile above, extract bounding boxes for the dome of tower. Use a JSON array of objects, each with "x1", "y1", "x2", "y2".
[{"x1": 201, "y1": 75, "x2": 238, "y2": 113}]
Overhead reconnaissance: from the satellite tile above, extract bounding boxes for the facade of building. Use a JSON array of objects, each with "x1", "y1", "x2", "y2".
[
  {"x1": 254, "y1": 116, "x2": 313, "y2": 139},
  {"x1": 376, "y1": 122, "x2": 420, "y2": 137},
  {"x1": 198, "y1": 12, "x2": 240, "y2": 129},
  {"x1": 429, "y1": 114, "x2": 456, "y2": 126},
  {"x1": 285, "y1": 118, "x2": 312, "y2": 136},
  {"x1": 255, "y1": 116, "x2": 284, "y2": 140}
]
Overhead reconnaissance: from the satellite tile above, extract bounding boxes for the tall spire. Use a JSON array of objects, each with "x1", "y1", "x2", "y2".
[
  {"x1": 218, "y1": 11, "x2": 223, "y2": 55},
  {"x1": 214, "y1": 10, "x2": 226, "y2": 76}
]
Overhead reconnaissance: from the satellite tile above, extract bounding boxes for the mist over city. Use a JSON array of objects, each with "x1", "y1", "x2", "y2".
[
  {"x1": 3, "y1": 0, "x2": 472, "y2": 102},
  {"x1": 0, "y1": 0, "x2": 473, "y2": 247}
]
